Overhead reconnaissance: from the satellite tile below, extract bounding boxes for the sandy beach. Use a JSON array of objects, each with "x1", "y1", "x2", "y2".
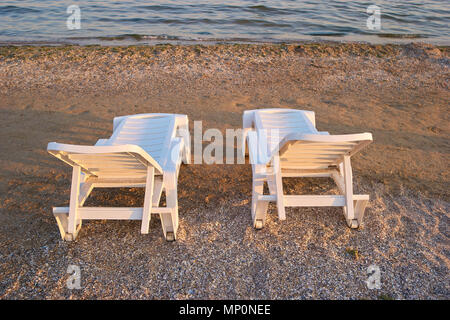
[{"x1": 0, "y1": 42, "x2": 448, "y2": 299}]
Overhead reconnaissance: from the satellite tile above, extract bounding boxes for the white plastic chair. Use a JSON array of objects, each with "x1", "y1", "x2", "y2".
[
  {"x1": 48, "y1": 113, "x2": 190, "y2": 241},
  {"x1": 243, "y1": 109, "x2": 372, "y2": 229}
]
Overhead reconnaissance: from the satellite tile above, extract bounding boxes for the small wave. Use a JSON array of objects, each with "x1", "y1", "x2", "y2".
[
  {"x1": 136, "y1": 5, "x2": 186, "y2": 12},
  {"x1": 0, "y1": 5, "x2": 40, "y2": 14},
  {"x1": 97, "y1": 17, "x2": 152, "y2": 23},
  {"x1": 249, "y1": 5, "x2": 275, "y2": 11},
  {"x1": 103, "y1": 34, "x2": 145, "y2": 41},
  {"x1": 97, "y1": 17, "x2": 216, "y2": 25},
  {"x1": 378, "y1": 33, "x2": 427, "y2": 39},
  {"x1": 308, "y1": 32, "x2": 347, "y2": 37},
  {"x1": 232, "y1": 19, "x2": 292, "y2": 28},
  {"x1": 247, "y1": 5, "x2": 292, "y2": 15},
  {"x1": 72, "y1": 34, "x2": 182, "y2": 41}
]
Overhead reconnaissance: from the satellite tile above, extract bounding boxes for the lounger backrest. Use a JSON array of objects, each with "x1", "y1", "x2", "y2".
[
  {"x1": 248, "y1": 109, "x2": 372, "y2": 168},
  {"x1": 277, "y1": 133, "x2": 373, "y2": 170},
  {"x1": 255, "y1": 109, "x2": 318, "y2": 138},
  {"x1": 48, "y1": 113, "x2": 189, "y2": 179},
  {"x1": 47, "y1": 143, "x2": 163, "y2": 179},
  {"x1": 109, "y1": 114, "x2": 176, "y2": 167},
  {"x1": 252, "y1": 109, "x2": 319, "y2": 158}
]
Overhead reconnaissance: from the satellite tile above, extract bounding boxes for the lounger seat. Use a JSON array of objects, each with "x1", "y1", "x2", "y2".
[{"x1": 48, "y1": 113, "x2": 190, "y2": 241}]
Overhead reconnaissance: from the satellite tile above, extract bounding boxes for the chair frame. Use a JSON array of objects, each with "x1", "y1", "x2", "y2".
[
  {"x1": 243, "y1": 109, "x2": 372, "y2": 229},
  {"x1": 48, "y1": 113, "x2": 190, "y2": 241}
]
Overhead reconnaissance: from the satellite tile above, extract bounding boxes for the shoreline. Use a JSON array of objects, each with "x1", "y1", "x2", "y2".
[{"x1": 1, "y1": 38, "x2": 449, "y2": 48}]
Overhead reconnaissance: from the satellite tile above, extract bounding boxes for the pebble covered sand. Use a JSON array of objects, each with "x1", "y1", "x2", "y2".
[{"x1": 0, "y1": 42, "x2": 448, "y2": 299}]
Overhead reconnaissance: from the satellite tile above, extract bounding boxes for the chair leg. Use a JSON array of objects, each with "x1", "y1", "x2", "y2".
[
  {"x1": 54, "y1": 212, "x2": 81, "y2": 241},
  {"x1": 67, "y1": 166, "x2": 82, "y2": 240},
  {"x1": 152, "y1": 177, "x2": 164, "y2": 206},
  {"x1": 273, "y1": 156, "x2": 286, "y2": 220},
  {"x1": 161, "y1": 171, "x2": 178, "y2": 241},
  {"x1": 78, "y1": 181, "x2": 94, "y2": 207},
  {"x1": 252, "y1": 175, "x2": 268, "y2": 229},
  {"x1": 141, "y1": 166, "x2": 155, "y2": 234},
  {"x1": 267, "y1": 173, "x2": 276, "y2": 195},
  {"x1": 59, "y1": 178, "x2": 93, "y2": 240},
  {"x1": 354, "y1": 199, "x2": 368, "y2": 227},
  {"x1": 343, "y1": 155, "x2": 357, "y2": 228}
]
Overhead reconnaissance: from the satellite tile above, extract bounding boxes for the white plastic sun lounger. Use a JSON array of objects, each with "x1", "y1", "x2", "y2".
[
  {"x1": 243, "y1": 108, "x2": 373, "y2": 229},
  {"x1": 48, "y1": 113, "x2": 190, "y2": 241}
]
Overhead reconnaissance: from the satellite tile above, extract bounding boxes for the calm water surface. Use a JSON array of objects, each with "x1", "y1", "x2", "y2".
[{"x1": 0, "y1": 1, "x2": 449, "y2": 44}]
